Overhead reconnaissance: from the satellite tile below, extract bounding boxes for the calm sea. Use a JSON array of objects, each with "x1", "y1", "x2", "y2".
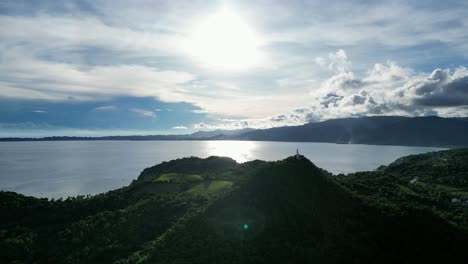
[{"x1": 0, "y1": 140, "x2": 443, "y2": 198}]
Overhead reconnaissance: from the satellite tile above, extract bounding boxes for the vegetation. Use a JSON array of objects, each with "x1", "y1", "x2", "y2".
[
  {"x1": 336, "y1": 148, "x2": 468, "y2": 229},
  {"x1": 1, "y1": 150, "x2": 468, "y2": 263}
]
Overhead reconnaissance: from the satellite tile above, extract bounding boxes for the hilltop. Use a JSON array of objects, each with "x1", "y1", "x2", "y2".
[{"x1": 1, "y1": 149, "x2": 468, "y2": 263}]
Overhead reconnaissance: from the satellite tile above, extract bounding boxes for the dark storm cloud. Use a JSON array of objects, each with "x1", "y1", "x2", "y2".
[
  {"x1": 270, "y1": 115, "x2": 288, "y2": 122},
  {"x1": 320, "y1": 93, "x2": 343, "y2": 108},
  {"x1": 401, "y1": 68, "x2": 468, "y2": 107}
]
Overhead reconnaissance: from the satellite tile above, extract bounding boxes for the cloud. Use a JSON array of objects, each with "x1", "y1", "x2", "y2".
[
  {"x1": 193, "y1": 121, "x2": 251, "y2": 130},
  {"x1": 32, "y1": 110, "x2": 47, "y2": 113},
  {"x1": 93, "y1": 105, "x2": 116, "y2": 111},
  {"x1": 315, "y1": 49, "x2": 351, "y2": 73},
  {"x1": 0, "y1": 50, "x2": 198, "y2": 103},
  {"x1": 0, "y1": 15, "x2": 187, "y2": 57},
  {"x1": 319, "y1": 71, "x2": 363, "y2": 92},
  {"x1": 191, "y1": 112, "x2": 316, "y2": 130},
  {"x1": 313, "y1": 57, "x2": 468, "y2": 119},
  {"x1": 1, "y1": 2, "x2": 468, "y2": 134},
  {"x1": 264, "y1": 1, "x2": 468, "y2": 50},
  {"x1": 364, "y1": 62, "x2": 413, "y2": 83},
  {"x1": 194, "y1": 50, "x2": 468, "y2": 130},
  {"x1": 315, "y1": 50, "x2": 364, "y2": 92},
  {"x1": 320, "y1": 93, "x2": 343, "y2": 108},
  {"x1": 0, "y1": 12, "x2": 285, "y2": 119},
  {"x1": 130, "y1": 108, "x2": 156, "y2": 118},
  {"x1": 0, "y1": 45, "x2": 310, "y2": 119},
  {"x1": 172, "y1": 126, "x2": 188, "y2": 130},
  {"x1": 397, "y1": 67, "x2": 468, "y2": 107}
]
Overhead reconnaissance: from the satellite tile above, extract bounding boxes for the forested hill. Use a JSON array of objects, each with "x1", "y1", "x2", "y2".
[
  {"x1": 234, "y1": 116, "x2": 468, "y2": 147},
  {"x1": 1, "y1": 149, "x2": 468, "y2": 263}
]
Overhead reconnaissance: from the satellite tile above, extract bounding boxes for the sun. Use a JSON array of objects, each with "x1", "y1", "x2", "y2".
[{"x1": 187, "y1": 9, "x2": 263, "y2": 71}]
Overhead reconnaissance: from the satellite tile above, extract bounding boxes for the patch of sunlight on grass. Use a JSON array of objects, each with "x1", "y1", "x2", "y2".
[
  {"x1": 188, "y1": 180, "x2": 234, "y2": 196},
  {"x1": 154, "y1": 173, "x2": 204, "y2": 183}
]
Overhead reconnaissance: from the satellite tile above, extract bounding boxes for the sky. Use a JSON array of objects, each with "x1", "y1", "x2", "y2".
[{"x1": 1, "y1": 0, "x2": 468, "y2": 136}]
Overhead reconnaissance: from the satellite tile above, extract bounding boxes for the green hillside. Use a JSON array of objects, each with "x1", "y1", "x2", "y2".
[
  {"x1": 1, "y1": 150, "x2": 468, "y2": 263},
  {"x1": 337, "y1": 148, "x2": 468, "y2": 228}
]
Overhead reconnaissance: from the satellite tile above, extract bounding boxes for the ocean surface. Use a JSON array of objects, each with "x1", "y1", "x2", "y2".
[{"x1": 0, "y1": 140, "x2": 444, "y2": 198}]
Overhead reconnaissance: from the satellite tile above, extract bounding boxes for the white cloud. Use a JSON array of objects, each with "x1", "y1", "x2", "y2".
[
  {"x1": 311, "y1": 57, "x2": 468, "y2": 120},
  {"x1": 93, "y1": 105, "x2": 116, "y2": 111},
  {"x1": 172, "y1": 126, "x2": 188, "y2": 130},
  {"x1": 264, "y1": 1, "x2": 468, "y2": 50},
  {"x1": 1, "y1": 2, "x2": 468, "y2": 132},
  {"x1": 0, "y1": 49, "x2": 196, "y2": 101},
  {"x1": 191, "y1": 109, "x2": 209, "y2": 114},
  {"x1": 130, "y1": 108, "x2": 156, "y2": 118},
  {"x1": 0, "y1": 15, "x2": 187, "y2": 57},
  {"x1": 315, "y1": 49, "x2": 351, "y2": 73},
  {"x1": 318, "y1": 71, "x2": 362, "y2": 92},
  {"x1": 364, "y1": 62, "x2": 413, "y2": 83},
  {"x1": 195, "y1": 50, "x2": 468, "y2": 130},
  {"x1": 0, "y1": 45, "x2": 310, "y2": 119}
]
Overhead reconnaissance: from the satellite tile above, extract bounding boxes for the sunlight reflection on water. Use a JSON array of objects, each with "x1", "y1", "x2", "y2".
[
  {"x1": 205, "y1": 141, "x2": 258, "y2": 162},
  {"x1": 0, "y1": 140, "x2": 443, "y2": 198}
]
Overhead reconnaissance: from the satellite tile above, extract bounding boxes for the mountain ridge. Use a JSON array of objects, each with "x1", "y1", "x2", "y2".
[
  {"x1": 2, "y1": 116, "x2": 468, "y2": 147},
  {"x1": 233, "y1": 116, "x2": 468, "y2": 146}
]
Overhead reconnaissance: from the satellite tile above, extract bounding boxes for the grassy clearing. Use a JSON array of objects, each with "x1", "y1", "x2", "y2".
[
  {"x1": 153, "y1": 173, "x2": 204, "y2": 183},
  {"x1": 434, "y1": 184, "x2": 463, "y2": 192},
  {"x1": 188, "y1": 180, "x2": 234, "y2": 196}
]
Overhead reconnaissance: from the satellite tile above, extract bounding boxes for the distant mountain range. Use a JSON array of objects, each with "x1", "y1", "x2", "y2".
[
  {"x1": 232, "y1": 116, "x2": 468, "y2": 147},
  {"x1": 0, "y1": 128, "x2": 254, "y2": 142},
  {"x1": 2, "y1": 116, "x2": 468, "y2": 147}
]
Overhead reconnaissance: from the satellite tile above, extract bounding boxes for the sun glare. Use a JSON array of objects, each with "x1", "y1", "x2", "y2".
[
  {"x1": 206, "y1": 141, "x2": 258, "y2": 162},
  {"x1": 187, "y1": 9, "x2": 263, "y2": 71}
]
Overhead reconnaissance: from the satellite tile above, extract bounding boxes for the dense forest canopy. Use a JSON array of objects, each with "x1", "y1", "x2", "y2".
[{"x1": 1, "y1": 149, "x2": 468, "y2": 263}]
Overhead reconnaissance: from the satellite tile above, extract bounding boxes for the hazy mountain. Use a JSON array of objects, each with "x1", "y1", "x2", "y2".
[
  {"x1": 187, "y1": 128, "x2": 255, "y2": 139},
  {"x1": 2, "y1": 116, "x2": 468, "y2": 147},
  {"x1": 234, "y1": 116, "x2": 468, "y2": 147},
  {"x1": 0, "y1": 128, "x2": 254, "y2": 141}
]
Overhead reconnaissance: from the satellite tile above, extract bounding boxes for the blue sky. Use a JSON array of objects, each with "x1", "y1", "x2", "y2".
[{"x1": 1, "y1": 0, "x2": 468, "y2": 136}]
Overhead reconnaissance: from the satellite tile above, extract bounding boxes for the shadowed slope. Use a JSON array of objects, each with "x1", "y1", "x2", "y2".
[{"x1": 143, "y1": 156, "x2": 468, "y2": 264}]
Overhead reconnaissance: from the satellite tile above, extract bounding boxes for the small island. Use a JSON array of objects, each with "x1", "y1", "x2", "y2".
[{"x1": 1, "y1": 149, "x2": 468, "y2": 263}]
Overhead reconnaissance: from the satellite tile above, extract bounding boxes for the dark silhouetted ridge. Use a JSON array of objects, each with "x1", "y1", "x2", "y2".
[{"x1": 2, "y1": 151, "x2": 468, "y2": 263}]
